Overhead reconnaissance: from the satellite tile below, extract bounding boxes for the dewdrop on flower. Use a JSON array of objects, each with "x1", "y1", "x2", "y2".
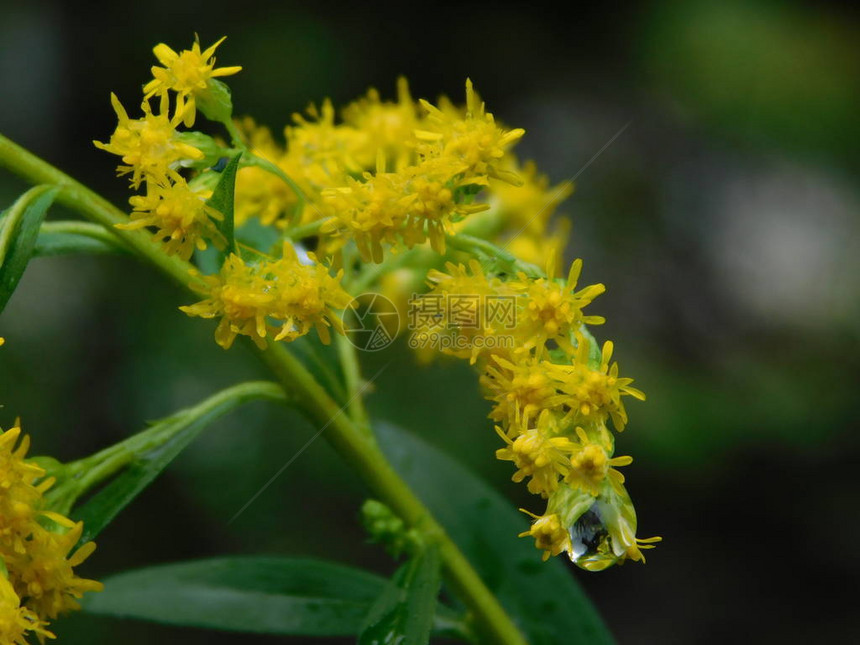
[{"x1": 538, "y1": 482, "x2": 661, "y2": 571}]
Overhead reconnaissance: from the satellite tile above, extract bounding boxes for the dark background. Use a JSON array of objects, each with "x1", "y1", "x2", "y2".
[{"x1": 1, "y1": 0, "x2": 859, "y2": 642}]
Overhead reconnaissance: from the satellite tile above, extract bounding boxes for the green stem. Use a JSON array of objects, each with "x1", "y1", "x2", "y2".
[
  {"x1": 219, "y1": 117, "x2": 246, "y2": 149},
  {"x1": 284, "y1": 217, "x2": 330, "y2": 240},
  {"x1": 446, "y1": 233, "x2": 541, "y2": 278},
  {"x1": 39, "y1": 220, "x2": 130, "y2": 251},
  {"x1": 0, "y1": 134, "x2": 203, "y2": 290},
  {"x1": 0, "y1": 132, "x2": 528, "y2": 645},
  {"x1": 242, "y1": 151, "x2": 311, "y2": 225},
  {"x1": 335, "y1": 330, "x2": 371, "y2": 430}
]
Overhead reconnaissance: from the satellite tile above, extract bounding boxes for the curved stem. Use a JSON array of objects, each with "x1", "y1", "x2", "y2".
[
  {"x1": 0, "y1": 134, "x2": 204, "y2": 290},
  {"x1": 283, "y1": 216, "x2": 331, "y2": 240},
  {"x1": 0, "y1": 132, "x2": 529, "y2": 645},
  {"x1": 38, "y1": 220, "x2": 131, "y2": 253}
]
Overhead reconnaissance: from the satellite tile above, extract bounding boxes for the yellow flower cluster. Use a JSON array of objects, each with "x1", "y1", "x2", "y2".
[
  {"x1": 180, "y1": 242, "x2": 351, "y2": 349},
  {"x1": 232, "y1": 78, "x2": 525, "y2": 262},
  {"x1": 417, "y1": 253, "x2": 659, "y2": 569},
  {"x1": 0, "y1": 423, "x2": 102, "y2": 642},
  {"x1": 96, "y1": 37, "x2": 240, "y2": 259}
]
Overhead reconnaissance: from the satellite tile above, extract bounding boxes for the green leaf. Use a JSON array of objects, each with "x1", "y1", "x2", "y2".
[
  {"x1": 359, "y1": 545, "x2": 442, "y2": 645},
  {"x1": 84, "y1": 557, "x2": 387, "y2": 636},
  {"x1": 376, "y1": 422, "x2": 615, "y2": 645},
  {"x1": 34, "y1": 232, "x2": 119, "y2": 256},
  {"x1": 0, "y1": 185, "x2": 58, "y2": 313},
  {"x1": 33, "y1": 221, "x2": 128, "y2": 257},
  {"x1": 84, "y1": 556, "x2": 466, "y2": 639},
  {"x1": 206, "y1": 153, "x2": 241, "y2": 263},
  {"x1": 71, "y1": 384, "x2": 266, "y2": 543}
]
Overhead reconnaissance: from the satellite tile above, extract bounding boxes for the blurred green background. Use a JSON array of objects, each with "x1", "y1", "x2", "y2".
[{"x1": 1, "y1": 0, "x2": 859, "y2": 642}]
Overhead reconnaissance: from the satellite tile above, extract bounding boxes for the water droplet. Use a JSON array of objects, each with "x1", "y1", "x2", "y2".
[{"x1": 568, "y1": 503, "x2": 617, "y2": 571}]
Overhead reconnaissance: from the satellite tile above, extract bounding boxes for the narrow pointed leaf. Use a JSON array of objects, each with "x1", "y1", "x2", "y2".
[
  {"x1": 359, "y1": 544, "x2": 442, "y2": 645},
  {"x1": 34, "y1": 232, "x2": 120, "y2": 256},
  {"x1": 84, "y1": 556, "x2": 466, "y2": 638},
  {"x1": 33, "y1": 220, "x2": 128, "y2": 257},
  {"x1": 0, "y1": 185, "x2": 58, "y2": 313},
  {"x1": 206, "y1": 153, "x2": 241, "y2": 263}
]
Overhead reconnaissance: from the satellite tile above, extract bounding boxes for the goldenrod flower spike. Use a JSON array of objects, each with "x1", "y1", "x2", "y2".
[{"x1": 144, "y1": 36, "x2": 242, "y2": 126}]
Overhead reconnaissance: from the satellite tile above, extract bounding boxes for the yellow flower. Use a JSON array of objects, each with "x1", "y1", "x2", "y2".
[
  {"x1": 487, "y1": 159, "x2": 573, "y2": 236},
  {"x1": 495, "y1": 410, "x2": 576, "y2": 497},
  {"x1": 0, "y1": 425, "x2": 50, "y2": 554},
  {"x1": 120, "y1": 179, "x2": 224, "y2": 260},
  {"x1": 546, "y1": 335, "x2": 645, "y2": 432},
  {"x1": 323, "y1": 155, "x2": 487, "y2": 262},
  {"x1": 505, "y1": 224, "x2": 569, "y2": 276},
  {"x1": 0, "y1": 422, "x2": 102, "y2": 631},
  {"x1": 144, "y1": 36, "x2": 241, "y2": 127},
  {"x1": 233, "y1": 119, "x2": 301, "y2": 227},
  {"x1": 420, "y1": 259, "x2": 513, "y2": 363},
  {"x1": 510, "y1": 255, "x2": 606, "y2": 355},
  {"x1": 94, "y1": 93, "x2": 203, "y2": 188},
  {"x1": 342, "y1": 77, "x2": 420, "y2": 167},
  {"x1": 518, "y1": 511, "x2": 571, "y2": 562},
  {"x1": 566, "y1": 427, "x2": 632, "y2": 496},
  {"x1": 322, "y1": 157, "x2": 415, "y2": 263},
  {"x1": 9, "y1": 514, "x2": 102, "y2": 620},
  {"x1": 180, "y1": 242, "x2": 350, "y2": 349},
  {"x1": 481, "y1": 354, "x2": 559, "y2": 425},
  {"x1": 416, "y1": 79, "x2": 525, "y2": 185},
  {"x1": 288, "y1": 100, "x2": 370, "y2": 177},
  {"x1": 0, "y1": 574, "x2": 53, "y2": 644}
]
